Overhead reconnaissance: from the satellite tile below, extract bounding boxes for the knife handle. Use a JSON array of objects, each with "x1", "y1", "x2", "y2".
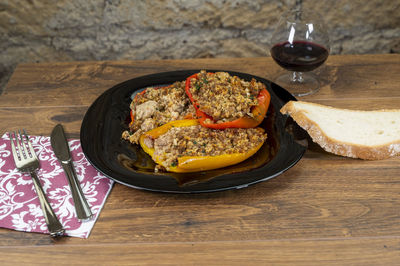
[{"x1": 61, "y1": 161, "x2": 93, "y2": 221}]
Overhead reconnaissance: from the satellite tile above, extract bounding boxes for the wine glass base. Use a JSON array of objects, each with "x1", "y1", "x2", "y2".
[{"x1": 275, "y1": 72, "x2": 320, "y2": 97}]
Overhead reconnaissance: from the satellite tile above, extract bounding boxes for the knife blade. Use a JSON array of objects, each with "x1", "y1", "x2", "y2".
[{"x1": 50, "y1": 124, "x2": 93, "y2": 221}]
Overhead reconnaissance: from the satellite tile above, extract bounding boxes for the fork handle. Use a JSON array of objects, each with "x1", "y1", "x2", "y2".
[{"x1": 30, "y1": 171, "x2": 65, "y2": 237}]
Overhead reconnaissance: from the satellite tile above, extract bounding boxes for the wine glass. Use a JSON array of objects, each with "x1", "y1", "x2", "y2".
[{"x1": 270, "y1": 10, "x2": 330, "y2": 96}]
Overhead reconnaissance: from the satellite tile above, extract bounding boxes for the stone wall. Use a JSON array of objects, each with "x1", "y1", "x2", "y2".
[{"x1": 1, "y1": 0, "x2": 399, "y2": 91}]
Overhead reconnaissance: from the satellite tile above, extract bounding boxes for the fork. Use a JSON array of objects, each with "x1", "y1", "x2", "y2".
[{"x1": 9, "y1": 130, "x2": 65, "y2": 237}]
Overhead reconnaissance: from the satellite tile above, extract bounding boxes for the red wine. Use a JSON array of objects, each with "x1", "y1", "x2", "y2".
[{"x1": 271, "y1": 41, "x2": 329, "y2": 72}]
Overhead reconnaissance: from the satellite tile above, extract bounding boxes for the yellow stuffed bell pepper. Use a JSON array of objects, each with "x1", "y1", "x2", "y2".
[{"x1": 139, "y1": 119, "x2": 266, "y2": 173}]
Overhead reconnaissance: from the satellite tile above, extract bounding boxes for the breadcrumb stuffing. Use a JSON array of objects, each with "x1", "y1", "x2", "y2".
[{"x1": 189, "y1": 70, "x2": 265, "y2": 123}]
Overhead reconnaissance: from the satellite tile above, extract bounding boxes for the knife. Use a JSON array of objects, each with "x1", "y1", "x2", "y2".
[{"x1": 50, "y1": 124, "x2": 93, "y2": 221}]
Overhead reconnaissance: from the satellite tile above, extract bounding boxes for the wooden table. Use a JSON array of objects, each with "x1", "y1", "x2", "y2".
[{"x1": 1, "y1": 54, "x2": 400, "y2": 265}]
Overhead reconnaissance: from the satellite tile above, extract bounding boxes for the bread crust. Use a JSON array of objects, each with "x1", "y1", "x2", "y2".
[{"x1": 280, "y1": 101, "x2": 400, "y2": 160}]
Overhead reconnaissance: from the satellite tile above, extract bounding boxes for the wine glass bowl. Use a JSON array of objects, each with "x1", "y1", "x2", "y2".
[{"x1": 270, "y1": 10, "x2": 330, "y2": 96}]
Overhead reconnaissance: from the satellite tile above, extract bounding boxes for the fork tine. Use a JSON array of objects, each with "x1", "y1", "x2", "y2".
[
  {"x1": 15, "y1": 130, "x2": 25, "y2": 159},
  {"x1": 23, "y1": 129, "x2": 37, "y2": 159},
  {"x1": 18, "y1": 129, "x2": 30, "y2": 159},
  {"x1": 9, "y1": 131, "x2": 20, "y2": 162}
]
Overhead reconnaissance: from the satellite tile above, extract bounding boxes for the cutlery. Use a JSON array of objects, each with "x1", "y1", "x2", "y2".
[
  {"x1": 9, "y1": 130, "x2": 65, "y2": 237},
  {"x1": 50, "y1": 124, "x2": 93, "y2": 221}
]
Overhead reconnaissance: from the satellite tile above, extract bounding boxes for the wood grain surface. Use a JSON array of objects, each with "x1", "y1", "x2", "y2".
[{"x1": 1, "y1": 54, "x2": 400, "y2": 265}]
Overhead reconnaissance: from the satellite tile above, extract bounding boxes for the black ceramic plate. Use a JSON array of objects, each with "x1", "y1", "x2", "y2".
[{"x1": 80, "y1": 70, "x2": 307, "y2": 193}]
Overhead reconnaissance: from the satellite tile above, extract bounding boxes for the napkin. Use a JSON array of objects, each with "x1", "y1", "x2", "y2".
[{"x1": 0, "y1": 133, "x2": 114, "y2": 238}]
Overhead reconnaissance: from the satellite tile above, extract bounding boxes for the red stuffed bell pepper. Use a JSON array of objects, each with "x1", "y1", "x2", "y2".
[{"x1": 185, "y1": 71, "x2": 271, "y2": 129}]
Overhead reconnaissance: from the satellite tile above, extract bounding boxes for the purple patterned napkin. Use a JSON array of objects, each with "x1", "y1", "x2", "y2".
[{"x1": 0, "y1": 133, "x2": 114, "y2": 238}]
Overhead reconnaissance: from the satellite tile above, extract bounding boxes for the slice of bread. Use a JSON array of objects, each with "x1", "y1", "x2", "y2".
[{"x1": 280, "y1": 101, "x2": 400, "y2": 160}]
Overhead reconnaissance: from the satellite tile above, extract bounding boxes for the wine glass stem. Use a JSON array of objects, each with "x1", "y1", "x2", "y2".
[{"x1": 292, "y1": 71, "x2": 304, "y2": 83}]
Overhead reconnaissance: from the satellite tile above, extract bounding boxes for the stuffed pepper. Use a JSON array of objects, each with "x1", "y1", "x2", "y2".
[
  {"x1": 122, "y1": 81, "x2": 196, "y2": 144},
  {"x1": 185, "y1": 70, "x2": 271, "y2": 129},
  {"x1": 139, "y1": 119, "x2": 267, "y2": 173}
]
